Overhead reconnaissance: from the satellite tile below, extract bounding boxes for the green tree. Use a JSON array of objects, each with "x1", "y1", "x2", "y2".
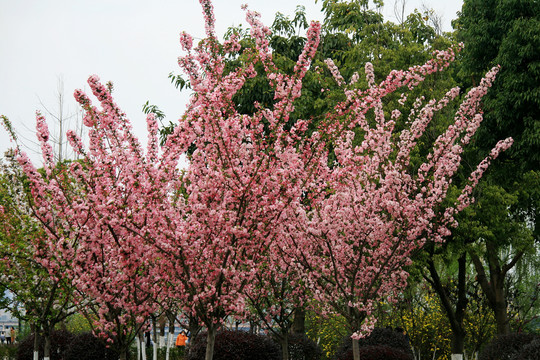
[
  {"x1": 457, "y1": 0, "x2": 540, "y2": 172},
  {"x1": 463, "y1": 181, "x2": 538, "y2": 335},
  {"x1": 455, "y1": 0, "x2": 540, "y2": 335}
]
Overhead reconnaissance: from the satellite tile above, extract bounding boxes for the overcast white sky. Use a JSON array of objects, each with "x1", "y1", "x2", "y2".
[{"x1": 0, "y1": 0, "x2": 463, "y2": 163}]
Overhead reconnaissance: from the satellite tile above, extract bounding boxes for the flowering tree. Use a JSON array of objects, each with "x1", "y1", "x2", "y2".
[
  {"x1": 148, "y1": 4, "x2": 325, "y2": 360},
  {"x1": 0, "y1": 151, "x2": 78, "y2": 360},
  {"x1": 2, "y1": 2, "x2": 513, "y2": 360},
  {"x1": 6, "y1": 81, "x2": 171, "y2": 359},
  {"x1": 4, "y1": 4, "x2": 321, "y2": 359},
  {"x1": 294, "y1": 59, "x2": 512, "y2": 360}
]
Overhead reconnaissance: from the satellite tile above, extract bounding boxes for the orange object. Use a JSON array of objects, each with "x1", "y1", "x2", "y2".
[{"x1": 175, "y1": 332, "x2": 188, "y2": 347}]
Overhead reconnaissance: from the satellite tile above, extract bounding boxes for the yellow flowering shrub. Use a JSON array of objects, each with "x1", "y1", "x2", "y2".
[{"x1": 306, "y1": 311, "x2": 349, "y2": 359}]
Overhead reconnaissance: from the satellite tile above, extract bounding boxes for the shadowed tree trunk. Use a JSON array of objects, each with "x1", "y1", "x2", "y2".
[
  {"x1": 158, "y1": 314, "x2": 166, "y2": 348},
  {"x1": 292, "y1": 307, "x2": 306, "y2": 334},
  {"x1": 278, "y1": 334, "x2": 290, "y2": 360},
  {"x1": 469, "y1": 240, "x2": 525, "y2": 335},
  {"x1": 352, "y1": 337, "x2": 360, "y2": 360},
  {"x1": 44, "y1": 331, "x2": 51, "y2": 360},
  {"x1": 424, "y1": 251, "x2": 468, "y2": 360},
  {"x1": 32, "y1": 324, "x2": 39, "y2": 360}
]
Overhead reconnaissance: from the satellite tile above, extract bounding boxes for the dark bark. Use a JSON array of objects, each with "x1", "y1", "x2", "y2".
[
  {"x1": 159, "y1": 314, "x2": 166, "y2": 340},
  {"x1": 151, "y1": 315, "x2": 158, "y2": 358},
  {"x1": 166, "y1": 316, "x2": 175, "y2": 359},
  {"x1": 119, "y1": 349, "x2": 128, "y2": 360},
  {"x1": 279, "y1": 334, "x2": 290, "y2": 360},
  {"x1": 424, "y1": 253, "x2": 468, "y2": 355},
  {"x1": 32, "y1": 325, "x2": 39, "y2": 360},
  {"x1": 469, "y1": 242, "x2": 524, "y2": 335},
  {"x1": 292, "y1": 307, "x2": 306, "y2": 334},
  {"x1": 185, "y1": 314, "x2": 202, "y2": 357}
]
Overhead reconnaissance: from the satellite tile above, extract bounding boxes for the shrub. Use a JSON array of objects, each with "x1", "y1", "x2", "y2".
[
  {"x1": 0, "y1": 344, "x2": 18, "y2": 360},
  {"x1": 186, "y1": 330, "x2": 280, "y2": 360},
  {"x1": 478, "y1": 333, "x2": 538, "y2": 360},
  {"x1": 16, "y1": 330, "x2": 74, "y2": 360},
  {"x1": 360, "y1": 328, "x2": 412, "y2": 353},
  {"x1": 337, "y1": 345, "x2": 416, "y2": 360},
  {"x1": 333, "y1": 328, "x2": 414, "y2": 360},
  {"x1": 64, "y1": 332, "x2": 117, "y2": 360},
  {"x1": 288, "y1": 333, "x2": 323, "y2": 360},
  {"x1": 306, "y1": 311, "x2": 349, "y2": 359},
  {"x1": 514, "y1": 338, "x2": 540, "y2": 360}
]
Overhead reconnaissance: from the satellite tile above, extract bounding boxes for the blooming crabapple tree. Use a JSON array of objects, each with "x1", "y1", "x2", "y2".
[
  {"x1": 150, "y1": 4, "x2": 326, "y2": 360},
  {"x1": 9, "y1": 82, "x2": 173, "y2": 359},
  {"x1": 0, "y1": 150, "x2": 77, "y2": 360},
  {"x1": 294, "y1": 59, "x2": 512, "y2": 360},
  {"x1": 7, "y1": 3, "x2": 323, "y2": 360}
]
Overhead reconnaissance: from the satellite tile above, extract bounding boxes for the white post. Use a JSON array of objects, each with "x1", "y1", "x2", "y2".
[
  {"x1": 451, "y1": 354, "x2": 464, "y2": 360},
  {"x1": 34, "y1": 352, "x2": 39, "y2": 360}
]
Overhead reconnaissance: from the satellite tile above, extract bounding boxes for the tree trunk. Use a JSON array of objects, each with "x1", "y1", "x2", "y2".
[
  {"x1": 425, "y1": 252, "x2": 468, "y2": 359},
  {"x1": 141, "y1": 333, "x2": 148, "y2": 360},
  {"x1": 152, "y1": 316, "x2": 158, "y2": 360},
  {"x1": 494, "y1": 286, "x2": 510, "y2": 334},
  {"x1": 451, "y1": 336, "x2": 465, "y2": 360},
  {"x1": 33, "y1": 328, "x2": 39, "y2": 360},
  {"x1": 166, "y1": 316, "x2": 175, "y2": 360},
  {"x1": 44, "y1": 333, "x2": 51, "y2": 360},
  {"x1": 119, "y1": 349, "x2": 128, "y2": 360},
  {"x1": 453, "y1": 255, "x2": 468, "y2": 354},
  {"x1": 249, "y1": 320, "x2": 256, "y2": 334},
  {"x1": 352, "y1": 337, "x2": 360, "y2": 360},
  {"x1": 159, "y1": 315, "x2": 166, "y2": 348},
  {"x1": 469, "y1": 248, "x2": 518, "y2": 335},
  {"x1": 280, "y1": 334, "x2": 290, "y2": 360},
  {"x1": 205, "y1": 326, "x2": 217, "y2": 360},
  {"x1": 165, "y1": 331, "x2": 171, "y2": 360},
  {"x1": 292, "y1": 307, "x2": 306, "y2": 334},
  {"x1": 188, "y1": 315, "x2": 202, "y2": 347}
]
